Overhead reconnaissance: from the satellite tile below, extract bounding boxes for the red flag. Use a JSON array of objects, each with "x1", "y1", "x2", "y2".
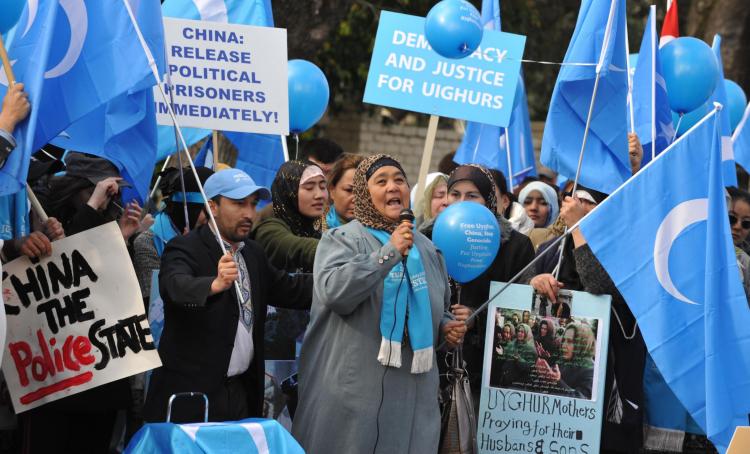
[{"x1": 659, "y1": 0, "x2": 678, "y2": 47}]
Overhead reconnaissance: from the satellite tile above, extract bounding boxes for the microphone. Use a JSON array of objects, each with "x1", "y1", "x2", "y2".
[{"x1": 399, "y1": 209, "x2": 415, "y2": 262}]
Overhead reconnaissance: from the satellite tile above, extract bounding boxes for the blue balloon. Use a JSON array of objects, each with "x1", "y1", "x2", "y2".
[
  {"x1": 0, "y1": 0, "x2": 25, "y2": 34},
  {"x1": 661, "y1": 37, "x2": 719, "y2": 113},
  {"x1": 724, "y1": 79, "x2": 747, "y2": 132},
  {"x1": 671, "y1": 103, "x2": 711, "y2": 137},
  {"x1": 288, "y1": 60, "x2": 330, "y2": 134},
  {"x1": 432, "y1": 202, "x2": 500, "y2": 283},
  {"x1": 424, "y1": 0, "x2": 483, "y2": 60}
]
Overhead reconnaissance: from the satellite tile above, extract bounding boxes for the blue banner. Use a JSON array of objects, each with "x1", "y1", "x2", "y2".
[{"x1": 364, "y1": 11, "x2": 525, "y2": 127}]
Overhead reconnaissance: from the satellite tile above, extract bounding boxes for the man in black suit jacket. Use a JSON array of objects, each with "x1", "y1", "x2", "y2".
[{"x1": 144, "y1": 169, "x2": 312, "y2": 423}]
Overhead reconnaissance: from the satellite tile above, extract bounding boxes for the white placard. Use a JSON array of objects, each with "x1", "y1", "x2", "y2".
[
  {"x1": 156, "y1": 17, "x2": 289, "y2": 134},
  {"x1": 1, "y1": 223, "x2": 162, "y2": 412}
]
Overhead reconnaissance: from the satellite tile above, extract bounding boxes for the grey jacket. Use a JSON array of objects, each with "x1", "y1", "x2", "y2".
[{"x1": 292, "y1": 220, "x2": 452, "y2": 454}]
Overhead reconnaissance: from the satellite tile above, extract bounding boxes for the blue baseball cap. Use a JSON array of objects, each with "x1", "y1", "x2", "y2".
[{"x1": 204, "y1": 169, "x2": 271, "y2": 200}]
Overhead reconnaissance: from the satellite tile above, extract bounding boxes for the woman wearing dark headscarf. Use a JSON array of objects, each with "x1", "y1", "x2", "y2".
[
  {"x1": 252, "y1": 160, "x2": 327, "y2": 360},
  {"x1": 535, "y1": 322, "x2": 595, "y2": 399},
  {"x1": 292, "y1": 154, "x2": 466, "y2": 454},
  {"x1": 420, "y1": 164, "x2": 535, "y2": 395},
  {"x1": 133, "y1": 166, "x2": 214, "y2": 306}
]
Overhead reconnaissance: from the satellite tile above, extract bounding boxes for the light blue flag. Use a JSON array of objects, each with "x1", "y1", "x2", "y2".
[
  {"x1": 540, "y1": 0, "x2": 630, "y2": 194},
  {"x1": 157, "y1": 0, "x2": 275, "y2": 160},
  {"x1": 51, "y1": 0, "x2": 165, "y2": 202},
  {"x1": 631, "y1": 7, "x2": 674, "y2": 166},
  {"x1": 733, "y1": 105, "x2": 750, "y2": 172},
  {"x1": 455, "y1": 76, "x2": 537, "y2": 188},
  {"x1": 453, "y1": 0, "x2": 537, "y2": 189},
  {"x1": 0, "y1": 1, "x2": 160, "y2": 196},
  {"x1": 0, "y1": 1, "x2": 58, "y2": 195},
  {"x1": 578, "y1": 108, "x2": 750, "y2": 453},
  {"x1": 225, "y1": 132, "x2": 284, "y2": 190},
  {"x1": 194, "y1": 135, "x2": 215, "y2": 170},
  {"x1": 125, "y1": 418, "x2": 304, "y2": 454},
  {"x1": 710, "y1": 35, "x2": 738, "y2": 187}
]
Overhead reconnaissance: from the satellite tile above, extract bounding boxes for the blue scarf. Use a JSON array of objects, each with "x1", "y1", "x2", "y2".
[
  {"x1": 150, "y1": 212, "x2": 179, "y2": 256},
  {"x1": 366, "y1": 228, "x2": 434, "y2": 374},
  {"x1": 325, "y1": 205, "x2": 343, "y2": 229}
]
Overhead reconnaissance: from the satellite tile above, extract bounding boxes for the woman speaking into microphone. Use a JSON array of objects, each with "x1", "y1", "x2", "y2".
[{"x1": 292, "y1": 154, "x2": 466, "y2": 453}]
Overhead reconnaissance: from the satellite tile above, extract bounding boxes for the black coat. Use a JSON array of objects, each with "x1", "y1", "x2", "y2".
[{"x1": 143, "y1": 225, "x2": 312, "y2": 422}]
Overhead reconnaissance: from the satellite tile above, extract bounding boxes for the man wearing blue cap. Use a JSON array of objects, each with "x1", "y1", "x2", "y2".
[{"x1": 144, "y1": 169, "x2": 312, "y2": 423}]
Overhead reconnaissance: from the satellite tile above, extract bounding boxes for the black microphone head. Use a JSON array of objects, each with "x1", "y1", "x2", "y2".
[{"x1": 399, "y1": 208, "x2": 415, "y2": 224}]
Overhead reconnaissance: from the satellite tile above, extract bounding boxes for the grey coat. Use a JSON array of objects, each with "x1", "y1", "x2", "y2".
[{"x1": 292, "y1": 220, "x2": 452, "y2": 454}]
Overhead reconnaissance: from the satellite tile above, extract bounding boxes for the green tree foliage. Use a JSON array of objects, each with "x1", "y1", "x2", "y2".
[{"x1": 310, "y1": 0, "x2": 653, "y2": 121}]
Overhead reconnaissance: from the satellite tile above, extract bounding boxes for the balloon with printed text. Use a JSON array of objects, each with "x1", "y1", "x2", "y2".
[
  {"x1": 288, "y1": 60, "x2": 330, "y2": 134},
  {"x1": 661, "y1": 37, "x2": 719, "y2": 114},
  {"x1": 432, "y1": 202, "x2": 500, "y2": 283},
  {"x1": 724, "y1": 79, "x2": 747, "y2": 132},
  {"x1": 424, "y1": 0, "x2": 483, "y2": 60},
  {"x1": 0, "y1": 0, "x2": 26, "y2": 34}
]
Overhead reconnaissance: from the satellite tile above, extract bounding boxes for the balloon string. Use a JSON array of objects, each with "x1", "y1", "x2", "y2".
[
  {"x1": 517, "y1": 59, "x2": 597, "y2": 67},
  {"x1": 294, "y1": 134, "x2": 300, "y2": 161},
  {"x1": 672, "y1": 114, "x2": 683, "y2": 144}
]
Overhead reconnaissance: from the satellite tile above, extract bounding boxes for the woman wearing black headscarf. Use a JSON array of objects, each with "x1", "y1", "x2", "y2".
[
  {"x1": 252, "y1": 160, "x2": 328, "y2": 360},
  {"x1": 133, "y1": 166, "x2": 214, "y2": 307},
  {"x1": 421, "y1": 164, "x2": 535, "y2": 396}
]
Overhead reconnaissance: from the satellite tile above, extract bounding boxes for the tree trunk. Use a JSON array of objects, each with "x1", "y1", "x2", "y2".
[{"x1": 686, "y1": 0, "x2": 750, "y2": 90}]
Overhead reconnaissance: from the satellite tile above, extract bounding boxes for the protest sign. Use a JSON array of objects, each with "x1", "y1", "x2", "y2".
[
  {"x1": 1, "y1": 223, "x2": 161, "y2": 412},
  {"x1": 478, "y1": 283, "x2": 611, "y2": 453},
  {"x1": 363, "y1": 11, "x2": 526, "y2": 127},
  {"x1": 156, "y1": 18, "x2": 288, "y2": 134}
]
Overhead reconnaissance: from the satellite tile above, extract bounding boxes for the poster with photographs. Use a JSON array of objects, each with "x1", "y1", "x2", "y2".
[{"x1": 478, "y1": 283, "x2": 611, "y2": 454}]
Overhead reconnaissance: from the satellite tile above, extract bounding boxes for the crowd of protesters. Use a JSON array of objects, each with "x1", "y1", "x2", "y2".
[{"x1": 0, "y1": 82, "x2": 740, "y2": 454}]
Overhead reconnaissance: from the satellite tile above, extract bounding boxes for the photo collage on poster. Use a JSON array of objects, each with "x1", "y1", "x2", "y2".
[{"x1": 488, "y1": 290, "x2": 602, "y2": 401}]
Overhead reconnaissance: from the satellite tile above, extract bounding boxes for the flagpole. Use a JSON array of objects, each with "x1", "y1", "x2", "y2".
[
  {"x1": 280, "y1": 135, "x2": 290, "y2": 162},
  {"x1": 554, "y1": 0, "x2": 618, "y2": 280},
  {"x1": 122, "y1": 0, "x2": 245, "y2": 305},
  {"x1": 504, "y1": 127, "x2": 515, "y2": 193},
  {"x1": 650, "y1": 5, "x2": 657, "y2": 160},
  {"x1": 0, "y1": 35, "x2": 50, "y2": 223},
  {"x1": 413, "y1": 115, "x2": 440, "y2": 214},
  {"x1": 445, "y1": 105, "x2": 722, "y2": 338},
  {"x1": 165, "y1": 70, "x2": 191, "y2": 231},
  {"x1": 212, "y1": 130, "x2": 220, "y2": 168},
  {"x1": 624, "y1": 17, "x2": 636, "y2": 134}
]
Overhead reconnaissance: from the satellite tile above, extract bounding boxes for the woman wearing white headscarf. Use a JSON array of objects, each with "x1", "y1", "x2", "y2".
[{"x1": 518, "y1": 181, "x2": 559, "y2": 228}]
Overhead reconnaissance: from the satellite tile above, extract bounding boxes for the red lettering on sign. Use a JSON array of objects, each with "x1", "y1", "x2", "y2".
[
  {"x1": 7, "y1": 330, "x2": 95, "y2": 399},
  {"x1": 19, "y1": 372, "x2": 93, "y2": 405}
]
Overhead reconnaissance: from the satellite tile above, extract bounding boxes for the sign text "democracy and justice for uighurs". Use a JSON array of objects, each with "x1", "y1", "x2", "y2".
[
  {"x1": 1, "y1": 223, "x2": 161, "y2": 412},
  {"x1": 156, "y1": 18, "x2": 288, "y2": 135},
  {"x1": 363, "y1": 11, "x2": 526, "y2": 127}
]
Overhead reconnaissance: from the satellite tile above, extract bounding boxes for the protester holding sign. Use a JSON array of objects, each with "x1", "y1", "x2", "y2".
[
  {"x1": 530, "y1": 193, "x2": 647, "y2": 453},
  {"x1": 293, "y1": 154, "x2": 466, "y2": 454},
  {"x1": 38, "y1": 153, "x2": 148, "y2": 241},
  {"x1": 143, "y1": 169, "x2": 312, "y2": 423},
  {"x1": 252, "y1": 161, "x2": 327, "y2": 361}
]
